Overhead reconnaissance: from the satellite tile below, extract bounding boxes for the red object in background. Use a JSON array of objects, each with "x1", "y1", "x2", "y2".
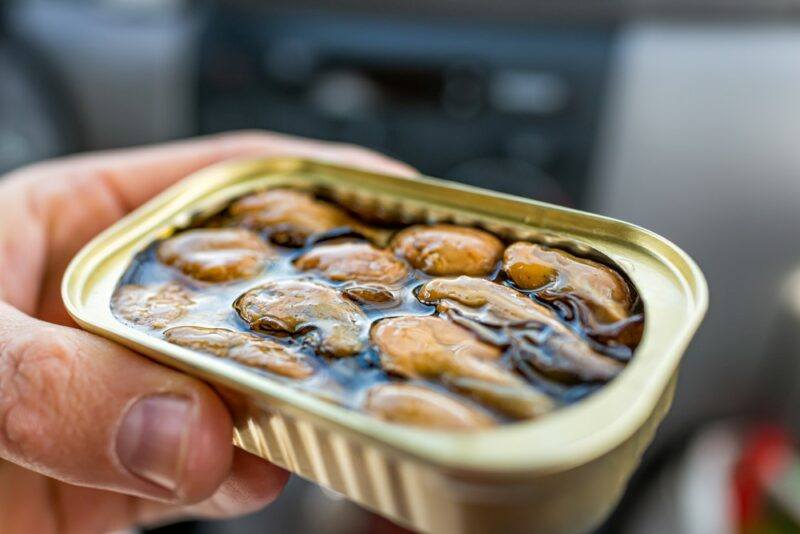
[
  {"x1": 366, "y1": 513, "x2": 413, "y2": 534},
  {"x1": 732, "y1": 425, "x2": 794, "y2": 532}
]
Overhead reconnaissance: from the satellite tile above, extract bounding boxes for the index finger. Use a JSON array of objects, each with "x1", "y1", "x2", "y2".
[{"x1": 16, "y1": 130, "x2": 416, "y2": 211}]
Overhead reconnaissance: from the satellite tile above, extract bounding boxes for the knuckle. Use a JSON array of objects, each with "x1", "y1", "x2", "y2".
[
  {"x1": 215, "y1": 130, "x2": 275, "y2": 148},
  {"x1": 0, "y1": 330, "x2": 80, "y2": 461},
  {"x1": 0, "y1": 162, "x2": 56, "y2": 193},
  {"x1": 333, "y1": 142, "x2": 380, "y2": 159},
  {"x1": 224, "y1": 128, "x2": 268, "y2": 140}
]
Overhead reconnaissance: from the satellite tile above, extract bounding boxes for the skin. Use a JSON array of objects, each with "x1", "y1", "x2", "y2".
[{"x1": 0, "y1": 131, "x2": 414, "y2": 532}]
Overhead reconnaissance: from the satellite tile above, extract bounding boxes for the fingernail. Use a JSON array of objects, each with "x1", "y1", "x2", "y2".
[{"x1": 117, "y1": 394, "x2": 192, "y2": 491}]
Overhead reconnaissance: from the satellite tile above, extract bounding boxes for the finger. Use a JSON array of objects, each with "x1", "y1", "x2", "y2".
[
  {"x1": 0, "y1": 461, "x2": 58, "y2": 533},
  {"x1": 9, "y1": 130, "x2": 417, "y2": 212},
  {"x1": 0, "y1": 302, "x2": 236, "y2": 504},
  {"x1": 137, "y1": 449, "x2": 290, "y2": 527},
  {"x1": 0, "y1": 452, "x2": 288, "y2": 532},
  {"x1": 184, "y1": 448, "x2": 289, "y2": 519},
  {"x1": 0, "y1": 460, "x2": 132, "y2": 533}
]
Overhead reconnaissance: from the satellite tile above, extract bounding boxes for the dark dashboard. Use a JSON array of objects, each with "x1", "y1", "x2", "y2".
[{"x1": 199, "y1": 8, "x2": 614, "y2": 206}]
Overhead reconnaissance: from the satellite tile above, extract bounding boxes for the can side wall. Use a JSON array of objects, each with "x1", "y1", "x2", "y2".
[
  {"x1": 228, "y1": 374, "x2": 677, "y2": 534},
  {"x1": 62, "y1": 157, "x2": 705, "y2": 533}
]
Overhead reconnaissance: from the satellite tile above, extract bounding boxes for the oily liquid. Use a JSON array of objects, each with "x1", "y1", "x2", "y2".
[{"x1": 113, "y1": 201, "x2": 642, "y2": 424}]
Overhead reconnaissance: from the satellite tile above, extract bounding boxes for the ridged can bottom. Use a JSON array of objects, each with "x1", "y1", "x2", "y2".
[{"x1": 224, "y1": 374, "x2": 676, "y2": 534}]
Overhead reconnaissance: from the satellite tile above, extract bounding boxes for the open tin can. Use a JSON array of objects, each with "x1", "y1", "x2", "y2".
[{"x1": 62, "y1": 157, "x2": 707, "y2": 533}]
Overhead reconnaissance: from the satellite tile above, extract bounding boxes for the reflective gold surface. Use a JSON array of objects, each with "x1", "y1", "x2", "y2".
[{"x1": 62, "y1": 157, "x2": 707, "y2": 533}]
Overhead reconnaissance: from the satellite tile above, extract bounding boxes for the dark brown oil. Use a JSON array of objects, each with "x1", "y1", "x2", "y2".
[{"x1": 112, "y1": 190, "x2": 643, "y2": 424}]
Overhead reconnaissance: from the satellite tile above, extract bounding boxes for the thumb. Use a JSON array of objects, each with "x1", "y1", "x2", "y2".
[{"x1": 0, "y1": 302, "x2": 235, "y2": 503}]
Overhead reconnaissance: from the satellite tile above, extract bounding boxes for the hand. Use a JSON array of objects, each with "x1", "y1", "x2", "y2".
[{"x1": 0, "y1": 131, "x2": 415, "y2": 532}]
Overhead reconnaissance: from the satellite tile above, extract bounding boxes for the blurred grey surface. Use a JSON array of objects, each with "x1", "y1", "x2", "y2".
[
  {"x1": 590, "y1": 21, "x2": 800, "y2": 448},
  {"x1": 0, "y1": 40, "x2": 72, "y2": 173},
  {"x1": 8, "y1": 0, "x2": 201, "y2": 150}
]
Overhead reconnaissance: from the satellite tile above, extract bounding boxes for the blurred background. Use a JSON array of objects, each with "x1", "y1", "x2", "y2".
[{"x1": 2, "y1": 0, "x2": 800, "y2": 532}]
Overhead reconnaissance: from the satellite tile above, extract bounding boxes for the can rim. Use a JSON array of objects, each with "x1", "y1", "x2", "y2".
[{"x1": 62, "y1": 156, "x2": 708, "y2": 474}]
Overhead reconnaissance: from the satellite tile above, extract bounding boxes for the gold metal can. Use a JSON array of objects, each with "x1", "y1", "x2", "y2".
[{"x1": 62, "y1": 158, "x2": 707, "y2": 533}]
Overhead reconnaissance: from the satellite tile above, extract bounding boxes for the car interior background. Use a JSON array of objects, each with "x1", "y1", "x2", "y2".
[{"x1": 2, "y1": 1, "x2": 800, "y2": 532}]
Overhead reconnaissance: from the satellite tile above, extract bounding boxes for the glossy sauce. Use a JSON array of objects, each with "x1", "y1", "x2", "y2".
[{"x1": 112, "y1": 189, "x2": 644, "y2": 428}]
